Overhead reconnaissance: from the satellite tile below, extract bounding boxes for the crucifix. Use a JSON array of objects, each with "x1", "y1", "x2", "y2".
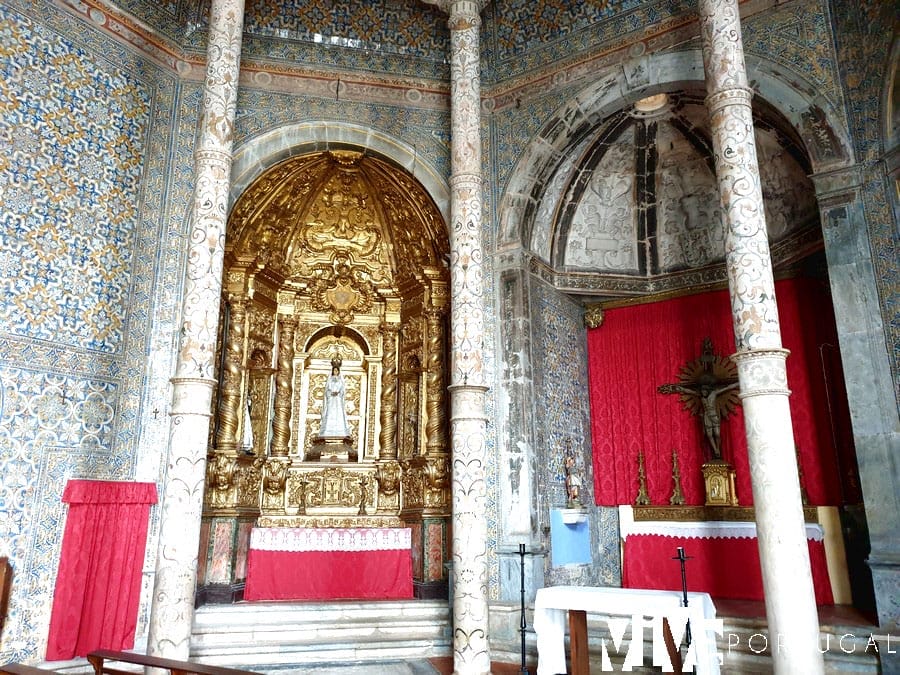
[
  {"x1": 658, "y1": 337, "x2": 742, "y2": 506},
  {"x1": 658, "y1": 337, "x2": 741, "y2": 461}
]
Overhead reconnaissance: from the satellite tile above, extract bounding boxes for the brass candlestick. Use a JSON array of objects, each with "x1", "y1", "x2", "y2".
[
  {"x1": 669, "y1": 449, "x2": 685, "y2": 506},
  {"x1": 635, "y1": 450, "x2": 651, "y2": 506}
]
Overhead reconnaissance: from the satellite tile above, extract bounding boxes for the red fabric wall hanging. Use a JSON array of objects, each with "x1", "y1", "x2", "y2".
[
  {"x1": 588, "y1": 278, "x2": 849, "y2": 507},
  {"x1": 46, "y1": 480, "x2": 157, "y2": 660}
]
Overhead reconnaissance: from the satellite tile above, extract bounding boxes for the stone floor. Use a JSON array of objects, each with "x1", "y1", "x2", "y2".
[
  {"x1": 250, "y1": 657, "x2": 525, "y2": 674},
  {"x1": 253, "y1": 662, "x2": 441, "y2": 674}
]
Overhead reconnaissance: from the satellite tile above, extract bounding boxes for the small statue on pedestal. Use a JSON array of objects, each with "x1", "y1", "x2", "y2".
[
  {"x1": 309, "y1": 353, "x2": 356, "y2": 461},
  {"x1": 319, "y1": 356, "x2": 350, "y2": 438},
  {"x1": 564, "y1": 444, "x2": 583, "y2": 508}
]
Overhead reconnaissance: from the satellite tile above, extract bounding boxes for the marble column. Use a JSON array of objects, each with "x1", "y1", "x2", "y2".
[
  {"x1": 148, "y1": 0, "x2": 245, "y2": 659},
  {"x1": 270, "y1": 314, "x2": 296, "y2": 457},
  {"x1": 444, "y1": 1, "x2": 490, "y2": 672},
  {"x1": 698, "y1": 1, "x2": 824, "y2": 672}
]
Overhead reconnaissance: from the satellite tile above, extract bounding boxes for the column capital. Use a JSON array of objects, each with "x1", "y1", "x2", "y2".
[
  {"x1": 449, "y1": 173, "x2": 483, "y2": 189},
  {"x1": 704, "y1": 86, "x2": 753, "y2": 114},
  {"x1": 448, "y1": 383, "x2": 490, "y2": 422},
  {"x1": 809, "y1": 164, "x2": 865, "y2": 203},
  {"x1": 731, "y1": 348, "x2": 791, "y2": 398},
  {"x1": 427, "y1": 0, "x2": 487, "y2": 21}
]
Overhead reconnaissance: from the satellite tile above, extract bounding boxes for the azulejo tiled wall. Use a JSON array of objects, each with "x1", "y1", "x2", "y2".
[
  {"x1": 0, "y1": 13, "x2": 149, "y2": 350},
  {"x1": 0, "y1": 0, "x2": 182, "y2": 661},
  {"x1": 481, "y1": 0, "x2": 693, "y2": 83},
  {"x1": 529, "y1": 277, "x2": 620, "y2": 586}
]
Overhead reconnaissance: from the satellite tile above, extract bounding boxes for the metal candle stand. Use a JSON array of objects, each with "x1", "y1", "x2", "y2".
[
  {"x1": 673, "y1": 546, "x2": 696, "y2": 673},
  {"x1": 518, "y1": 543, "x2": 529, "y2": 674}
]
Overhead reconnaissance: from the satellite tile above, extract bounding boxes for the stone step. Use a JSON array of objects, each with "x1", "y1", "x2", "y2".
[
  {"x1": 190, "y1": 601, "x2": 452, "y2": 667},
  {"x1": 188, "y1": 600, "x2": 882, "y2": 673}
]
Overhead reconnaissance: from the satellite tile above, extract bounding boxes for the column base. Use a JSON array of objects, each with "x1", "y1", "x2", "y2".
[
  {"x1": 195, "y1": 582, "x2": 245, "y2": 607},
  {"x1": 869, "y1": 556, "x2": 900, "y2": 631},
  {"x1": 413, "y1": 579, "x2": 449, "y2": 600}
]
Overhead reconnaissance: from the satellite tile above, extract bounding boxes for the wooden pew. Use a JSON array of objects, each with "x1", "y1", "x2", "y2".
[
  {"x1": 87, "y1": 650, "x2": 260, "y2": 675},
  {"x1": 0, "y1": 665, "x2": 59, "y2": 674},
  {"x1": 0, "y1": 557, "x2": 12, "y2": 638}
]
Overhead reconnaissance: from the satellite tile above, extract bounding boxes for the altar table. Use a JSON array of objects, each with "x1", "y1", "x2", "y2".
[
  {"x1": 533, "y1": 586, "x2": 720, "y2": 675},
  {"x1": 243, "y1": 527, "x2": 413, "y2": 601},
  {"x1": 618, "y1": 507, "x2": 833, "y2": 604}
]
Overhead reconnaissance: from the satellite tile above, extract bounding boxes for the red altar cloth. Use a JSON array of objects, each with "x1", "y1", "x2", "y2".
[
  {"x1": 244, "y1": 527, "x2": 413, "y2": 601},
  {"x1": 619, "y1": 506, "x2": 834, "y2": 605},
  {"x1": 620, "y1": 513, "x2": 833, "y2": 605}
]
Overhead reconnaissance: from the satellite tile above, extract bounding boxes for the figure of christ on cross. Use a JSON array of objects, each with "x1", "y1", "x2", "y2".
[{"x1": 658, "y1": 337, "x2": 741, "y2": 461}]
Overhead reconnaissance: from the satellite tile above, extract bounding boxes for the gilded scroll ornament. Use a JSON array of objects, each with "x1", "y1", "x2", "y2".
[
  {"x1": 205, "y1": 453, "x2": 236, "y2": 509},
  {"x1": 303, "y1": 253, "x2": 379, "y2": 324},
  {"x1": 262, "y1": 459, "x2": 289, "y2": 511},
  {"x1": 375, "y1": 461, "x2": 400, "y2": 500},
  {"x1": 584, "y1": 304, "x2": 604, "y2": 329},
  {"x1": 423, "y1": 455, "x2": 450, "y2": 511}
]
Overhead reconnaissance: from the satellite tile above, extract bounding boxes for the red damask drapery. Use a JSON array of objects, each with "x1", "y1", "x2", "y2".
[
  {"x1": 46, "y1": 480, "x2": 157, "y2": 660},
  {"x1": 588, "y1": 277, "x2": 851, "y2": 507}
]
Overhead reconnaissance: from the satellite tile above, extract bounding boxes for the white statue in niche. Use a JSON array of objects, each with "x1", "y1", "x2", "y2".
[
  {"x1": 241, "y1": 400, "x2": 254, "y2": 453},
  {"x1": 318, "y1": 355, "x2": 350, "y2": 439}
]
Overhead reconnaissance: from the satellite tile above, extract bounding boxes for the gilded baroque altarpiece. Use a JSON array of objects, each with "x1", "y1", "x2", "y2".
[{"x1": 198, "y1": 151, "x2": 452, "y2": 594}]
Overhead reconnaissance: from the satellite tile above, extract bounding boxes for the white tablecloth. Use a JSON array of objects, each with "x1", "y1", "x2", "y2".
[
  {"x1": 533, "y1": 585, "x2": 720, "y2": 675},
  {"x1": 618, "y1": 505, "x2": 824, "y2": 541},
  {"x1": 249, "y1": 527, "x2": 411, "y2": 551}
]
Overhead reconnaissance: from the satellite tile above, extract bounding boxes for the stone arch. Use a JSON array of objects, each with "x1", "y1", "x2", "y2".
[
  {"x1": 229, "y1": 121, "x2": 450, "y2": 226},
  {"x1": 304, "y1": 325, "x2": 371, "y2": 358},
  {"x1": 882, "y1": 35, "x2": 900, "y2": 152},
  {"x1": 499, "y1": 49, "x2": 854, "y2": 252}
]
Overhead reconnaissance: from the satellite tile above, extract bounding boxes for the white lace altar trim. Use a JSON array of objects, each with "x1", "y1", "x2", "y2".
[
  {"x1": 250, "y1": 527, "x2": 412, "y2": 552},
  {"x1": 618, "y1": 506, "x2": 824, "y2": 542}
]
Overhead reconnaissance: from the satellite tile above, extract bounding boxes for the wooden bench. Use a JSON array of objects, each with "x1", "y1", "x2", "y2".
[
  {"x1": 87, "y1": 650, "x2": 259, "y2": 675},
  {"x1": 0, "y1": 557, "x2": 12, "y2": 639},
  {"x1": 0, "y1": 665, "x2": 59, "y2": 674}
]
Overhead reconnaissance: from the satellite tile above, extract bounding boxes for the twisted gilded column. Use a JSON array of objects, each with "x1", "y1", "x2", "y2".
[
  {"x1": 445, "y1": 1, "x2": 490, "y2": 672},
  {"x1": 270, "y1": 314, "x2": 296, "y2": 457},
  {"x1": 699, "y1": 1, "x2": 823, "y2": 672},
  {"x1": 425, "y1": 308, "x2": 448, "y2": 456},
  {"x1": 378, "y1": 323, "x2": 400, "y2": 460},
  {"x1": 148, "y1": 0, "x2": 245, "y2": 660},
  {"x1": 215, "y1": 295, "x2": 247, "y2": 453}
]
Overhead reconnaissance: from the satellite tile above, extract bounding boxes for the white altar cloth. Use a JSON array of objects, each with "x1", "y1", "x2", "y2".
[
  {"x1": 618, "y1": 505, "x2": 824, "y2": 541},
  {"x1": 249, "y1": 526, "x2": 410, "y2": 552},
  {"x1": 533, "y1": 585, "x2": 720, "y2": 675}
]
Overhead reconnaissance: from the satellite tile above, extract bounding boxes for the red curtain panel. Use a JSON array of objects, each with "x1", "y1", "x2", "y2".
[
  {"x1": 46, "y1": 480, "x2": 157, "y2": 660},
  {"x1": 588, "y1": 278, "x2": 848, "y2": 507}
]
